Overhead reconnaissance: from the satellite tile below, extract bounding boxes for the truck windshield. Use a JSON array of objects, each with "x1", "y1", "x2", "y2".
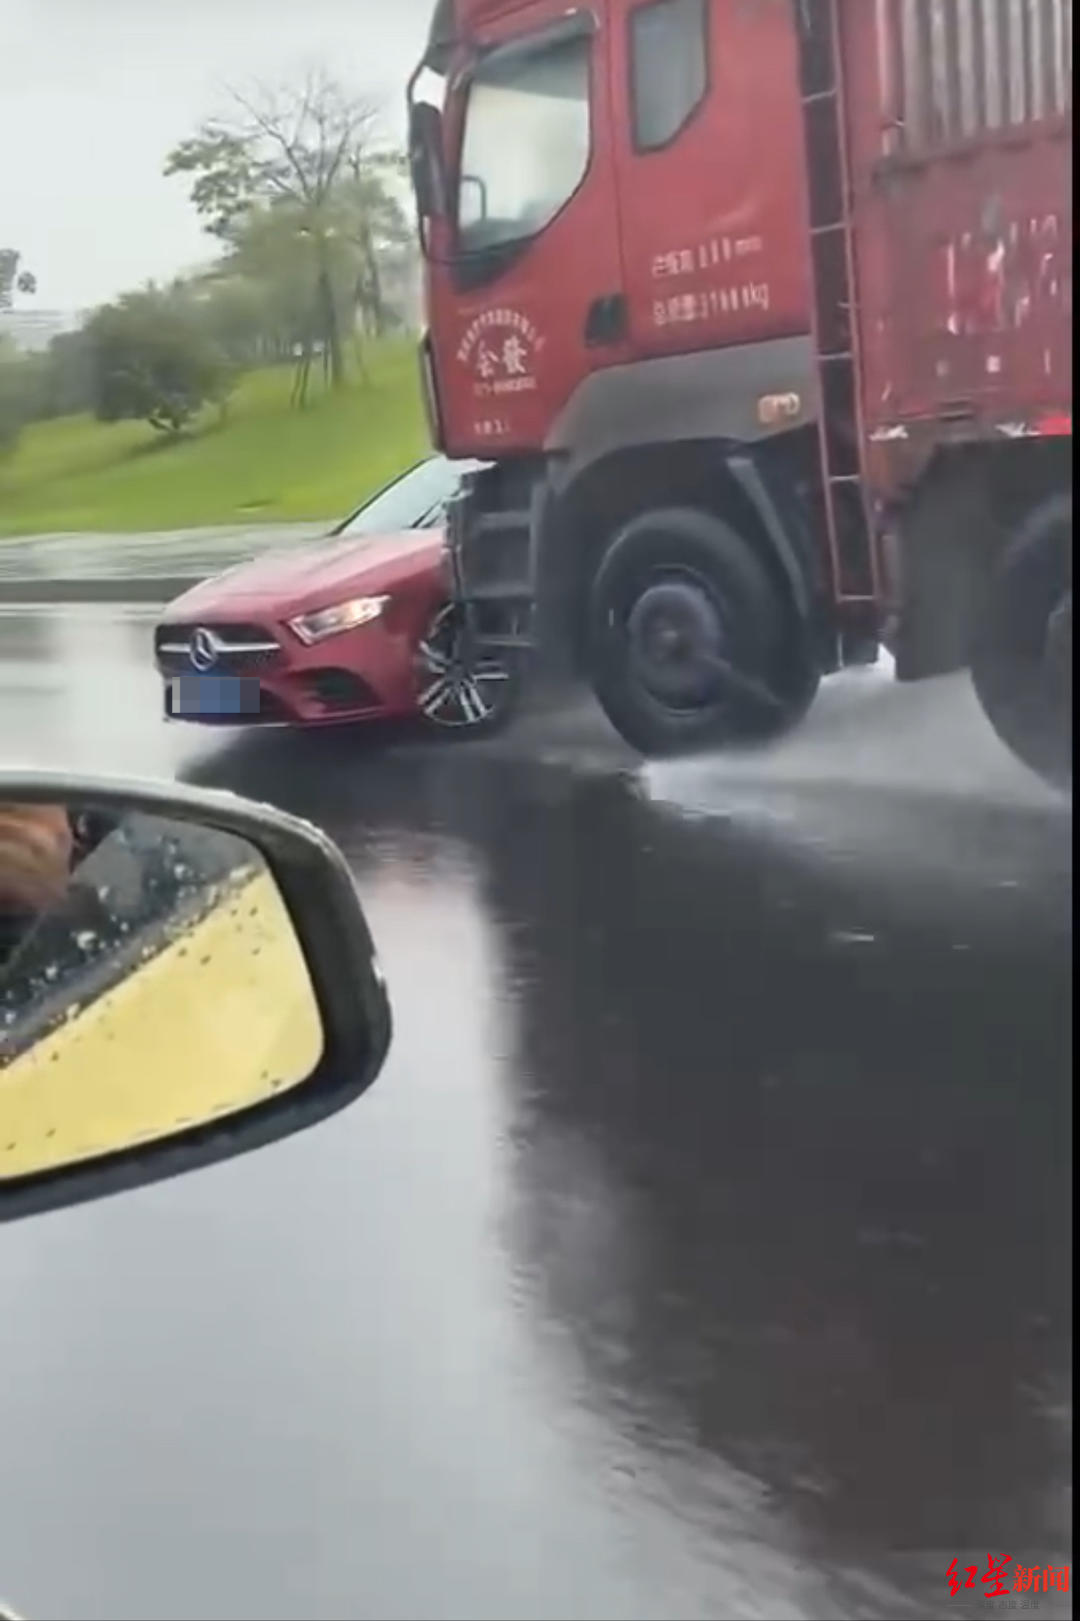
[{"x1": 456, "y1": 32, "x2": 591, "y2": 256}]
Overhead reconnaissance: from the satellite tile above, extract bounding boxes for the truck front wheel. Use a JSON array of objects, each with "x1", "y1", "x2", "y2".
[
  {"x1": 971, "y1": 492, "x2": 1072, "y2": 791},
  {"x1": 586, "y1": 508, "x2": 819, "y2": 757}
]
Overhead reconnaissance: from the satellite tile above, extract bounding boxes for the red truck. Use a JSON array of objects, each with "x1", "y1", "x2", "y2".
[{"x1": 407, "y1": 0, "x2": 1072, "y2": 785}]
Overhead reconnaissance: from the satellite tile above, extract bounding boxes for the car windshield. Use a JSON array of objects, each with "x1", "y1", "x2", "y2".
[{"x1": 335, "y1": 456, "x2": 484, "y2": 539}]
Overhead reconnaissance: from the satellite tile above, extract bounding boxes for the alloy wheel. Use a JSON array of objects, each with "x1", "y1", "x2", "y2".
[{"x1": 415, "y1": 604, "x2": 513, "y2": 730}]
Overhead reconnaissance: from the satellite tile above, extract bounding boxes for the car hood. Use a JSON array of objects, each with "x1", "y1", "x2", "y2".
[{"x1": 161, "y1": 529, "x2": 446, "y2": 622}]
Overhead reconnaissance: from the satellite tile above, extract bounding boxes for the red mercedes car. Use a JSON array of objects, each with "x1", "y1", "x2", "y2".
[{"x1": 154, "y1": 455, "x2": 518, "y2": 734}]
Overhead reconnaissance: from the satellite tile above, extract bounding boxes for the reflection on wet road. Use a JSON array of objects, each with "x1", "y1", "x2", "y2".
[{"x1": 0, "y1": 607, "x2": 1071, "y2": 1621}]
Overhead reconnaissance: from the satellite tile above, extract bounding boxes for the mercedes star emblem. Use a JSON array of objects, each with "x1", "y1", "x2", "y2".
[{"x1": 190, "y1": 627, "x2": 219, "y2": 671}]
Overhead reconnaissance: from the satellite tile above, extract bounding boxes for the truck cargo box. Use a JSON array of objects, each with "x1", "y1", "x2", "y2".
[{"x1": 840, "y1": 0, "x2": 1071, "y2": 493}]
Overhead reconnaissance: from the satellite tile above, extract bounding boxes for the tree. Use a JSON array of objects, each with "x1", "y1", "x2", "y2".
[
  {"x1": 165, "y1": 72, "x2": 409, "y2": 395},
  {"x1": 341, "y1": 148, "x2": 414, "y2": 339},
  {"x1": 0, "y1": 251, "x2": 43, "y2": 454},
  {"x1": 0, "y1": 350, "x2": 35, "y2": 458},
  {"x1": 0, "y1": 330, "x2": 43, "y2": 457},
  {"x1": 0, "y1": 249, "x2": 36, "y2": 311},
  {"x1": 86, "y1": 286, "x2": 232, "y2": 434},
  {"x1": 216, "y1": 199, "x2": 344, "y2": 403},
  {"x1": 218, "y1": 188, "x2": 407, "y2": 403},
  {"x1": 37, "y1": 327, "x2": 95, "y2": 419},
  {"x1": 186, "y1": 270, "x2": 279, "y2": 366}
]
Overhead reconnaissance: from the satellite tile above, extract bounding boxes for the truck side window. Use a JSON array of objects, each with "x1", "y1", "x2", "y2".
[
  {"x1": 629, "y1": 0, "x2": 707, "y2": 152},
  {"x1": 456, "y1": 34, "x2": 591, "y2": 256}
]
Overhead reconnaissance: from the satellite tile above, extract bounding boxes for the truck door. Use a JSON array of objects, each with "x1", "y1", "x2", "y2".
[
  {"x1": 608, "y1": 0, "x2": 811, "y2": 359},
  {"x1": 434, "y1": 0, "x2": 626, "y2": 454}
]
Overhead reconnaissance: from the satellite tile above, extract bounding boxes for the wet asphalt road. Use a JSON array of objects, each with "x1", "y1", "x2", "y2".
[{"x1": 0, "y1": 605, "x2": 1071, "y2": 1621}]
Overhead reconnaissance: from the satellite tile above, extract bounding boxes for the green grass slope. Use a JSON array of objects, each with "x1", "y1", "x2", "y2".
[{"x1": 0, "y1": 342, "x2": 428, "y2": 538}]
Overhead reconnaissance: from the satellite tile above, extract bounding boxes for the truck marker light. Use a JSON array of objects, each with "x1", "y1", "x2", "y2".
[{"x1": 757, "y1": 393, "x2": 801, "y2": 426}]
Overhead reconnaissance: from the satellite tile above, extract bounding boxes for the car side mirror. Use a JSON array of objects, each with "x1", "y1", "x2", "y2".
[{"x1": 0, "y1": 772, "x2": 391, "y2": 1223}]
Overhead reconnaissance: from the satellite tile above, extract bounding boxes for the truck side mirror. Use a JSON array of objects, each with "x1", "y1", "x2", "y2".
[
  {"x1": 409, "y1": 101, "x2": 448, "y2": 224},
  {"x1": 0, "y1": 773, "x2": 391, "y2": 1223}
]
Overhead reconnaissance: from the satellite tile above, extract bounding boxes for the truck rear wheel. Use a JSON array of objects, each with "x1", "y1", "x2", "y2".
[
  {"x1": 586, "y1": 508, "x2": 819, "y2": 757},
  {"x1": 971, "y1": 492, "x2": 1071, "y2": 791}
]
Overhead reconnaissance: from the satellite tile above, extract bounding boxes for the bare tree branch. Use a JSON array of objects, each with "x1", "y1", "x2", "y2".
[
  {"x1": 227, "y1": 82, "x2": 312, "y2": 203},
  {"x1": 164, "y1": 69, "x2": 412, "y2": 392}
]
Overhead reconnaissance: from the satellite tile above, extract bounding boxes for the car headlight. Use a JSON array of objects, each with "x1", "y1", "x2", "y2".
[{"x1": 288, "y1": 596, "x2": 389, "y2": 646}]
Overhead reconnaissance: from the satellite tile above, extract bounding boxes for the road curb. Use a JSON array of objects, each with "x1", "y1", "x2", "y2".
[{"x1": 0, "y1": 577, "x2": 202, "y2": 605}]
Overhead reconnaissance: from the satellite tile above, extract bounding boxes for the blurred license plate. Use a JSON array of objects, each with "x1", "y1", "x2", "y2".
[{"x1": 169, "y1": 676, "x2": 260, "y2": 717}]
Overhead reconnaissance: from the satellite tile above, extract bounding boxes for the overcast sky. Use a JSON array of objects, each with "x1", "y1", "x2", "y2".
[{"x1": 0, "y1": 0, "x2": 431, "y2": 310}]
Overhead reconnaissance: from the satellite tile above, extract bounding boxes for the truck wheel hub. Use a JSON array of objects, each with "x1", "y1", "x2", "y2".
[{"x1": 626, "y1": 579, "x2": 725, "y2": 707}]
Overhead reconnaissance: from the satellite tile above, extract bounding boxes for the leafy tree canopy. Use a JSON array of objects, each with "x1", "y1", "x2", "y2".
[{"x1": 85, "y1": 286, "x2": 233, "y2": 434}]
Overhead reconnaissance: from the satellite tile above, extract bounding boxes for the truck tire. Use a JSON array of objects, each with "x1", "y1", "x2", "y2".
[
  {"x1": 586, "y1": 507, "x2": 819, "y2": 757},
  {"x1": 971, "y1": 492, "x2": 1071, "y2": 791}
]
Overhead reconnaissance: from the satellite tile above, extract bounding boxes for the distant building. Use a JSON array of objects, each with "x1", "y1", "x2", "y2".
[{"x1": 0, "y1": 308, "x2": 81, "y2": 353}]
